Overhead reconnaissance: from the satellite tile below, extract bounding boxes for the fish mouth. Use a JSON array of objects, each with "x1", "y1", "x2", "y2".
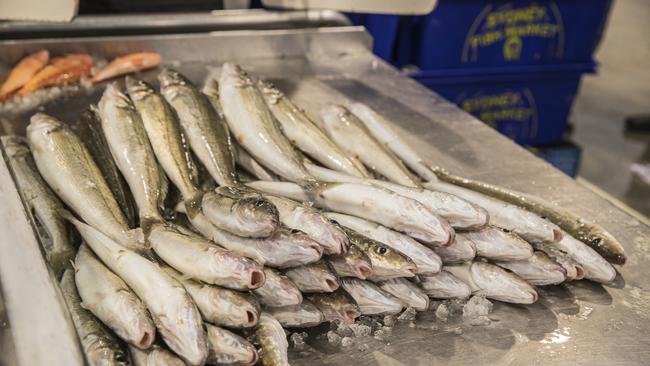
[
  {"x1": 243, "y1": 307, "x2": 259, "y2": 327},
  {"x1": 552, "y1": 229, "x2": 563, "y2": 243},
  {"x1": 404, "y1": 265, "x2": 418, "y2": 277},
  {"x1": 574, "y1": 264, "x2": 586, "y2": 281},
  {"x1": 355, "y1": 262, "x2": 373, "y2": 280},
  {"x1": 244, "y1": 349, "x2": 259, "y2": 366},
  {"x1": 342, "y1": 307, "x2": 360, "y2": 324},
  {"x1": 324, "y1": 277, "x2": 340, "y2": 292},
  {"x1": 136, "y1": 329, "x2": 155, "y2": 349},
  {"x1": 247, "y1": 269, "x2": 266, "y2": 289}
]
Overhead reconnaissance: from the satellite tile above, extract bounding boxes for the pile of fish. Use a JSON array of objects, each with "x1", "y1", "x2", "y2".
[{"x1": 2, "y1": 62, "x2": 625, "y2": 366}]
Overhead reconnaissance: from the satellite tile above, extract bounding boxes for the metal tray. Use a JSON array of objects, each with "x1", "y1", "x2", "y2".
[{"x1": 1, "y1": 21, "x2": 649, "y2": 366}]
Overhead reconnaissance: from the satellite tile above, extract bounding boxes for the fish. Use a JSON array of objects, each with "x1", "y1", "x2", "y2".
[
  {"x1": 129, "y1": 345, "x2": 186, "y2": 366},
  {"x1": 340, "y1": 278, "x2": 403, "y2": 315},
  {"x1": 17, "y1": 54, "x2": 94, "y2": 96},
  {"x1": 326, "y1": 243, "x2": 373, "y2": 280},
  {"x1": 284, "y1": 261, "x2": 340, "y2": 293},
  {"x1": 308, "y1": 163, "x2": 487, "y2": 230},
  {"x1": 342, "y1": 227, "x2": 417, "y2": 282},
  {"x1": 266, "y1": 300, "x2": 325, "y2": 328},
  {"x1": 2, "y1": 136, "x2": 74, "y2": 278},
  {"x1": 218, "y1": 62, "x2": 316, "y2": 185},
  {"x1": 201, "y1": 78, "x2": 225, "y2": 118},
  {"x1": 98, "y1": 83, "x2": 165, "y2": 228},
  {"x1": 253, "y1": 268, "x2": 303, "y2": 307},
  {"x1": 545, "y1": 231, "x2": 615, "y2": 283},
  {"x1": 318, "y1": 103, "x2": 420, "y2": 187},
  {"x1": 163, "y1": 265, "x2": 260, "y2": 328},
  {"x1": 160, "y1": 68, "x2": 239, "y2": 187},
  {"x1": 126, "y1": 76, "x2": 203, "y2": 218},
  {"x1": 307, "y1": 291, "x2": 360, "y2": 324},
  {"x1": 92, "y1": 52, "x2": 161, "y2": 83},
  {"x1": 27, "y1": 113, "x2": 141, "y2": 250},
  {"x1": 534, "y1": 243, "x2": 585, "y2": 281},
  {"x1": 433, "y1": 235, "x2": 476, "y2": 264},
  {"x1": 149, "y1": 224, "x2": 265, "y2": 290},
  {"x1": 258, "y1": 80, "x2": 369, "y2": 178},
  {"x1": 325, "y1": 213, "x2": 442, "y2": 275},
  {"x1": 255, "y1": 312, "x2": 289, "y2": 366},
  {"x1": 206, "y1": 323, "x2": 258, "y2": 366},
  {"x1": 178, "y1": 204, "x2": 322, "y2": 268},
  {"x1": 74, "y1": 107, "x2": 138, "y2": 229},
  {"x1": 425, "y1": 179, "x2": 561, "y2": 244},
  {"x1": 233, "y1": 142, "x2": 279, "y2": 181},
  {"x1": 265, "y1": 194, "x2": 348, "y2": 255},
  {"x1": 418, "y1": 271, "x2": 472, "y2": 299},
  {"x1": 247, "y1": 180, "x2": 454, "y2": 246},
  {"x1": 75, "y1": 244, "x2": 155, "y2": 349},
  {"x1": 460, "y1": 226, "x2": 533, "y2": 261},
  {"x1": 378, "y1": 278, "x2": 429, "y2": 311},
  {"x1": 445, "y1": 262, "x2": 538, "y2": 304},
  {"x1": 495, "y1": 251, "x2": 567, "y2": 286},
  {"x1": 433, "y1": 168, "x2": 626, "y2": 265},
  {"x1": 64, "y1": 213, "x2": 207, "y2": 366},
  {"x1": 60, "y1": 269, "x2": 130, "y2": 366},
  {"x1": 348, "y1": 102, "x2": 437, "y2": 181},
  {"x1": 202, "y1": 186, "x2": 279, "y2": 238},
  {"x1": 0, "y1": 49, "x2": 49, "y2": 101}
]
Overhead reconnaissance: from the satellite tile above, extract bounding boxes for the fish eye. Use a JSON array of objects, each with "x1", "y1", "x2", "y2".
[
  {"x1": 591, "y1": 237, "x2": 602, "y2": 246},
  {"x1": 375, "y1": 246, "x2": 388, "y2": 255},
  {"x1": 115, "y1": 354, "x2": 128, "y2": 363}
]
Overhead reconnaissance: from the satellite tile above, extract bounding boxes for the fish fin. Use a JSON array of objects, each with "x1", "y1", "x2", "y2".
[{"x1": 184, "y1": 192, "x2": 204, "y2": 219}]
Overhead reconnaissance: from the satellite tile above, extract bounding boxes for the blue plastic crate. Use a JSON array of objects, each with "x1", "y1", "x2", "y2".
[
  {"x1": 347, "y1": 13, "x2": 400, "y2": 62},
  {"x1": 531, "y1": 141, "x2": 582, "y2": 177},
  {"x1": 401, "y1": 0, "x2": 611, "y2": 69},
  {"x1": 414, "y1": 62, "x2": 595, "y2": 146}
]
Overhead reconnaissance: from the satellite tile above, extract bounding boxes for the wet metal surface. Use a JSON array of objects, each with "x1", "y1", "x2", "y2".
[{"x1": 0, "y1": 26, "x2": 649, "y2": 365}]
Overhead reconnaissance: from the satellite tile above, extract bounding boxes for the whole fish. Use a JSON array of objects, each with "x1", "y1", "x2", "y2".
[
  {"x1": 65, "y1": 213, "x2": 207, "y2": 366},
  {"x1": 266, "y1": 300, "x2": 325, "y2": 328},
  {"x1": 318, "y1": 103, "x2": 420, "y2": 187},
  {"x1": 126, "y1": 76, "x2": 203, "y2": 218},
  {"x1": 163, "y1": 266, "x2": 260, "y2": 328},
  {"x1": 265, "y1": 194, "x2": 348, "y2": 255},
  {"x1": 179, "y1": 204, "x2": 322, "y2": 268},
  {"x1": 160, "y1": 69, "x2": 239, "y2": 187},
  {"x1": 461, "y1": 226, "x2": 533, "y2": 261},
  {"x1": 129, "y1": 345, "x2": 185, "y2": 366},
  {"x1": 548, "y1": 231, "x2": 615, "y2": 283},
  {"x1": 0, "y1": 49, "x2": 49, "y2": 101},
  {"x1": 91, "y1": 52, "x2": 161, "y2": 84},
  {"x1": 495, "y1": 251, "x2": 567, "y2": 286},
  {"x1": 325, "y1": 213, "x2": 441, "y2": 275},
  {"x1": 253, "y1": 268, "x2": 303, "y2": 307},
  {"x1": 206, "y1": 323, "x2": 258, "y2": 366},
  {"x1": 233, "y1": 142, "x2": 279, "y2": 181},
  {"x1": 445, "y1": 262, "x2": 537, "y2": 304},
  {"x1": 434, "y1": 235, "x2": 476, "y2": 264},
  {"x1": 340, "y1": 278, "x2": 403, "y2": 315},
  {"x1": 307, "y1": 291, "x2": 360, "y2": 324},
  {"x1": 75, "y1": 245, "x2": 155, "y2": 349},
  {"x1": 219, "y1": 62, "x2": 316, "y2": 185},
  {"x1": 17, "y1": 53, "x2": 93, "y2": 96},
  {"x1": 258, "y1": 80, "x2": 369, "y2": 178},
  {"x1": 60, "y1": 269, "x2": 130, "y2": 366},
  {"x1": 202, "y1": 186, "x2": 279, "y2": 238},
  {"x1": 418, "y1": 271, "x2": 472, "y2": 299},
  {"x1": 284, "y1": 261, "x2": 340, "y2": 293},
  {"x1": 326, "y1": 244, "x2": 373, "y2": 279},
  {"x1": 27, "y1": 113, "x2": 141, "y2": 249},
  {"x1": 256, "y1": 312, "x2": 289, "y2": 366},
  {"x1": 433, "y1": 168, "x2": 626, "y2": 265},
  {"x1": 343, "y1": 227, "x2": 417, "y2": 282},
  {"x1": 378, "y1": 278, "x2": 429, "y2": 311},
  {"x1": 74, "y1": 108, "x2": 138, "y2": 228},
  {"x1": 535, "y1": 243, "x2": 585, "y2": 282},
  {"x1": 307, "y1": 163, "x2": 487, "y2": 230},
  {"x1": 2, "y1": 136, "x2": 74, "y2": 278},
  {"x1": 348, "y1": 102, "x2": 437, "y2": 181},
  {"x1": 98, "y1": 83, "x2": 165, "y2": 228},
  {"x1": 247, "y1": 180, "x2": 454, "y2": 246},
  {"x1": 425, "y1": 179, "x2": 561, "y2": 244},
  {"x1": 149, "y1": 224, "x2": 265, "y2": 290}
]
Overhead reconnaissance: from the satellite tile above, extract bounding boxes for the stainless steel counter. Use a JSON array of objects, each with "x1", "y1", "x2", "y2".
[{"x1": 0, "y1": 24, "x2": 648, "y2": 365}]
